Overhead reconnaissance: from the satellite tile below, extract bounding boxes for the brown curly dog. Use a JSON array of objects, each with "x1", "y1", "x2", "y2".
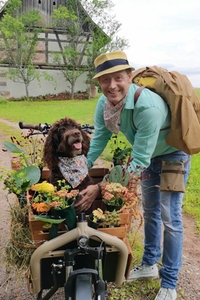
[{"x1": 43, "y1": 117, "x2": 93, "y2": 191}]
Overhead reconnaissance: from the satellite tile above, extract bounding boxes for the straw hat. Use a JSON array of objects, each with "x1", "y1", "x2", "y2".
[{"x1": 93, "y1": 50, "x2": 134, "y2": 80}]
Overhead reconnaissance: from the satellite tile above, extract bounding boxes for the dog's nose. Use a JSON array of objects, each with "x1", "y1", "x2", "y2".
[{"x1": 72, "y1": 129, "x2": 81, "y2": 136}]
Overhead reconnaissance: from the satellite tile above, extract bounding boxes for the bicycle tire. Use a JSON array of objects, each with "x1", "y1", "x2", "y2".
[{"x1": 75, "y1": 273, "x2": 93, "y2": 300}]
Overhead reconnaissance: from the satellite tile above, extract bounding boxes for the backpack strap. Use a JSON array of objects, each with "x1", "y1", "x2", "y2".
[
  {"x1": 133, "y1": 85, "x2": 170, "y2": 132},
  {"x1": 134, "y1": 86, "x2": 145, "y2": 104}
]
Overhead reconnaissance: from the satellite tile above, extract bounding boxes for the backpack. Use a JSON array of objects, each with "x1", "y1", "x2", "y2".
[{"x1": 132, "y1": 66, "x2": 200, "y2": 155}]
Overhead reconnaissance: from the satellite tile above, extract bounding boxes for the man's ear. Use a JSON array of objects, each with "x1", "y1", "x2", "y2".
[{"x1": 128, "y1": 71, "x2": 134, "y2": 83}]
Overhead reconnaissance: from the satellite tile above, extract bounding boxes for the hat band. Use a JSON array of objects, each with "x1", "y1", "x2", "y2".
[{"x1": 96, "y1": 58, "x2": 129, "y2": 73}]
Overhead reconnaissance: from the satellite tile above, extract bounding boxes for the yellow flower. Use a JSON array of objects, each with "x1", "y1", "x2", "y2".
[
  {"x1": 31, "y1": 181, "x2": 55, "y2": 193},
  {"x1": 92, "y1": 208, "x2": 105, "y2": 222}
]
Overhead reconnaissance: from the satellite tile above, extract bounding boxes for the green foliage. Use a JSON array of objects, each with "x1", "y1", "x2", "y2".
[
  {"x1": 103, "y1": 165, "x2": 130, "y2": 187},
  {"x1": 2, "y1": 136, "x2": 42, "y2": 197},
  {"x1": 4, "y1": 140, "x2": 25, "y2": 154},
  {"x1": 108, "y1": 279, "x2": 159, "y2": 299},
  {"x1": 3, "y1": 133, "x2": 45, "y2": 168},
  {"x1": 4, "y1": 0, "x2": 22, "y2": 15},
  {"x1": 1, "y1": 166, "x2": 41, "y2": 196},
  {"x1": 52, "y1": 5, "x2": 77, "y2": 28},
  {"x1": 0, "y1": 0, "x2": 41, "y2": 97},
  {"x1": 109, "y1": 134, "x2": 132, "y2": 166},
  {"x1": 52, "y1": 5, "x2": 89, "y2": 98}
]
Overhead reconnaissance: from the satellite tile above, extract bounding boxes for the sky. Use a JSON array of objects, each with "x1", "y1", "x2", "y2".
[
  {"x1": 111, "y1": 0, "x2": 200, "y2": 87},
  {"x1": 0, "y1": 0, "x2": 199, "y2": 87}
]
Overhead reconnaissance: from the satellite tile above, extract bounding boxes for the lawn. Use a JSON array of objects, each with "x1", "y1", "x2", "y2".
[{"x1": 0, "y1": 98, "x2": 98, "y2": 125}]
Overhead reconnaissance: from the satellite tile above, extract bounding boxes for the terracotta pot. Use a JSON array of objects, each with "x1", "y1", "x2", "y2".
[{"x1": 11, "y1": 156, "x2": 22, "y2": 171}]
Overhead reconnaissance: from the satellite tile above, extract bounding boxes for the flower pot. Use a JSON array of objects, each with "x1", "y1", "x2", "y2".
[
  {"x1": 105, "y1": 204, "x2": 123, "y2": 212},
  {"x1": 87, "y1": 216, "x2": 102, "y2": 229},
  {"x1": 11, "y1": 156, "x2": 22, "y2": 171},
  {"x1": 87, "y1": 218, "x2": 99, "y2": 229},
  {"x1": 51, "y1": 206, "x2": 76, "y2": 230}
]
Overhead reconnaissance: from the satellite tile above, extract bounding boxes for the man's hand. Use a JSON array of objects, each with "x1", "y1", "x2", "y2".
[{"x1": 74, "y1": 184, "x2": 100, "y2": 213}]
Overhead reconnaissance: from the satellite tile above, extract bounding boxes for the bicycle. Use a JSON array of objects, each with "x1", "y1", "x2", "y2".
[{"x1": 18, "y1": 121, "x2": 131, "y2": 300}]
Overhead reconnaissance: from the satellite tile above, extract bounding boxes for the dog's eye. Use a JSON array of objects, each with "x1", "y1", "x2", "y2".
[{"x1": 58, "y1": 127, "x2": 67, "y2": 134}]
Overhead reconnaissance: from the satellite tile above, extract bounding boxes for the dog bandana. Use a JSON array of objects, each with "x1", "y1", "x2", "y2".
[
  {"x1": 104, "y1": 97, "x2": 126, "y2": 134},
  {"x1": 58, "y1": 155, "x2": 88, "y2": 188}
]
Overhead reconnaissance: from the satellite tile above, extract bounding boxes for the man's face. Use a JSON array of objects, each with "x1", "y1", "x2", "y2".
[{"x1": 98, "y1": 70, "x2": 133, "y2": 105}]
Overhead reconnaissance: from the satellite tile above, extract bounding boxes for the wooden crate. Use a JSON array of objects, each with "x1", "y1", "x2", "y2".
[
  {"x1": 40, "y1": 167, "x2": 109, "y2": 182},
  {"x1": 97, "y1": 211, "x2": 132, "y2": 239},
  {"x1": 98, "y1": 225, "x2": 128, "y2": 239},
  {"x1": 89, "y1": 167, "x2": 109, "y2": 183},
  {"x1": 28, "y1": 167, "x2": 132, "y2": 245},
  {"x1": 28, "y1": 209, "x2": 67, "y2": 246},
  {"x1": 29, "y1": 211, "x2": 132, "y2": 246}
]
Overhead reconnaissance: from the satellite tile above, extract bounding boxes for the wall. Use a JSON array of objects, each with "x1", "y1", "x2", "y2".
[{"x1": 0, "y1": 67, "x2": 89, "y2": 98}]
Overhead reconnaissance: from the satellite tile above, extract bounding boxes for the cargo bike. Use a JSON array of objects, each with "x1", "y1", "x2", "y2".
[{"x1": 18, "y1": 121, "x2": 134, "y2": 300}]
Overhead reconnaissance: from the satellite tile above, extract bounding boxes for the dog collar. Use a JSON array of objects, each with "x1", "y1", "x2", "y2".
[{"x1": 58, "y1": 155, "x2": 88, "y2": 188}]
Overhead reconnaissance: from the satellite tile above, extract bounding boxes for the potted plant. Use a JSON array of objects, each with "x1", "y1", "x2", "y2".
[
  {"x1": 101, "y1": 210, "x2": 120, "y2": 228},
  {"x1": 1, "y1": 133, "x2": 45, "y2": 207},
  {"x1": 3, "y1": 132, "x2": 45, "y2": 169},
  {"x1": 100, "y1": 182, "x2": 128, "y2": 211},
  {"x1": 100, "y1": 164, "x2": 140, "y2": 218},
  {"x1": 1, "y1": 166, "x2": 41, "y2": 208},
  {"x1": 88, "y1": 208, "x2": 105, "y2": 229},
  {"x1": 29, "y1": 180, "x2": 79, "y2": 231}
]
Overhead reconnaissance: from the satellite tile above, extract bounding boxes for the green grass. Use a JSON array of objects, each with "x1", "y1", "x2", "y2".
[
  {"x1": 0, "y1": 98, "x2": 98, "y2": 125},
  {"x1": 183, "y1": 153, "x2": 200, "y2": 228},
  {"x1": 195, "y1": 88, "x2": 200, "y2": 98}
]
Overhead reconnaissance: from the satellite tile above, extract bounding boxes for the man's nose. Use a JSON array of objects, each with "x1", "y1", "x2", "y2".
[{"x1": 109, "y1": 78, "x2": 117, "y2": 88}]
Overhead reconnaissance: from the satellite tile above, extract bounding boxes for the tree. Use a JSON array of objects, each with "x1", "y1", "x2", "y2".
[
  {"x1": 81, "y1": 0, "x2": 129, "y2": 80},
  {"x1": 52, "y1": 0, "x2": 128, "y2": 97},
  {"x1": 0, "y1": 0, "x2": 42, "y2": 98},
  {"x1": 52, "y1": 4, "x2": 89, "y2": 99}
]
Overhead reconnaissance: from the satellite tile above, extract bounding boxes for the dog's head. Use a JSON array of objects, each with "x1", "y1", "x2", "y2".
[
  {"x1": 57, "y1": 127, "x2": 84, "y2": 157},
  {"x1": 43, "y1": 117, "x2": 90, "y2": 169}
]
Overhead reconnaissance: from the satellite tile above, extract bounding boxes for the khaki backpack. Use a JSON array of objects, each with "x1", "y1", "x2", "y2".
[{"x1": 132, "y1": 66, "x2": 200, "y2": 155}]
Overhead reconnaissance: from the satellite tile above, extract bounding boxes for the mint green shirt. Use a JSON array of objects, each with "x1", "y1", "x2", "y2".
[{"x1": 87, "y1": 84, "x2": 177, "y2": 174}]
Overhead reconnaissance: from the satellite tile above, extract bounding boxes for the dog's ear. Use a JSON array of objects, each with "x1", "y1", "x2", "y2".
[
  {"x1": 43, "y1": 125, "x2": 61, "y2": 169},
  {"x1": 81, "y1": 130, "x2": 90, "y2": 155}
]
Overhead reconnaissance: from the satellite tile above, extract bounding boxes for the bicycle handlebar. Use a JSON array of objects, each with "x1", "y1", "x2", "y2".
[
  {"x1": 18, "y1": 121, "x2": 94, "y2": 135},
  {"x1": 19, "y1": 121, "x2": 51, "y2": 133}
]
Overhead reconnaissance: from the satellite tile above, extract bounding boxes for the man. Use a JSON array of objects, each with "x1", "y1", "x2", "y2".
[{"x1": 75, "y1": 50, "x2": 190, "y2": 300}]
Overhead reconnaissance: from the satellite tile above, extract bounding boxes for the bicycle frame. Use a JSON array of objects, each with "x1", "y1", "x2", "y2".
[
  {"x1": 30, "y1": 218, "x2": 129, "y2": 298},
  {"x1": 18, "y1": 120, "x2": 130, "y2": 298}
]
